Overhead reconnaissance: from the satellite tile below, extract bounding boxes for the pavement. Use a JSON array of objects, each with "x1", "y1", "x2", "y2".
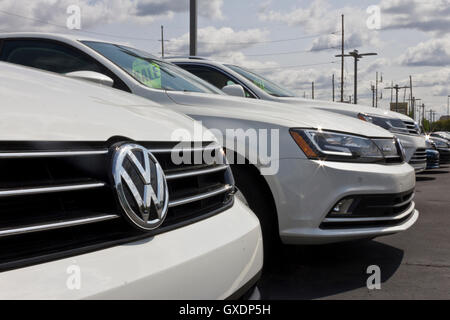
[{"x1": 259, "y1": 165, "x2": 450, "y2": 300}]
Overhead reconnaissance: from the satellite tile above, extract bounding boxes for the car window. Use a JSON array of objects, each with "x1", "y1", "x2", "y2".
[
  {"x1": 0, "y1": 39, "x2": 103, "y2": 74},
  {"x1": 82, "y1": 41, "x2": 224, "y2": 95},
  {"x1": 225, "y1": 64, "x2": 296, "y2": 97},
  {"x1": 0, "y1": 39, "x2": 131, "y2": 92},
  {"x1": 180, "y1": 64, "x2": 256, "y2": 99}
]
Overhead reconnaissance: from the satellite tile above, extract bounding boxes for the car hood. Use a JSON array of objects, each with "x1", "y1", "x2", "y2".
[
  {"x1": 0, "y1": 62, "x2": 212, "y2": 142},
  {"x1": 278, "y1": 97, "x2": 415, "y2": 122},
  {"x1": 166, "y1": 91, "x2": 394, "y2": 138}
]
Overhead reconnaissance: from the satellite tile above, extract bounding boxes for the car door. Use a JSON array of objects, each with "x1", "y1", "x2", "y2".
[{"x1": 0, "y1": 38, "x2": 130, "y2": 92}]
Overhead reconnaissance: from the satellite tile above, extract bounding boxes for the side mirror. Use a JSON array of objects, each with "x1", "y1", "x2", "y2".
[
  {"x1": 65, "y1": 71, "x2": 114, "y2": 87},
  {"x1": 222, "y1": 84, "x2": 245, "y2": 97}
]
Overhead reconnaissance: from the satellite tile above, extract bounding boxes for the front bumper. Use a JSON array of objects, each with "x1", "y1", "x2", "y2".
[
  {"x1": 426, "y1": 149, "x2": 440, "y2": 169},
  {"x1": 0, "y1": 200, "x2": 263, "y2": 300},
  {"x1": 437, "y1": 147, "x2": 450, "y2": 164},
  {"x1": 265, "y1": 159, "x2": 417, "y2": 245}
]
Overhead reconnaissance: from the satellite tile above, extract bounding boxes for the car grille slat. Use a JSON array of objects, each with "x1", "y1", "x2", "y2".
[
  {"x1": 402, "y1": 121, "x2": 420, "y2": 135},
  {"x1": 165, "y1": 164, "x2": 228, "y2": 181},
  {"x1": 0, "y1": 214, "x2": 119, "y2": 238},
  {"x1": 0, "y1": 182, "x2": 106, "y2": 198},
  {"x1": 0, "y1": 141, "x2": 233, "y2": 271},
  {"x1": 169, "y1": 184, "x2": 233, "y2": 208},
  {"x1": 0, "y1": 150, "x2": 108, "y2": 159},
  {"x1": 410, "y1": 149, "x2": 427, "y2": 164}
]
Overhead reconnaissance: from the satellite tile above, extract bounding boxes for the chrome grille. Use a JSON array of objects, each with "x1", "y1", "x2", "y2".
[
  {"x1": 0, "y1": 141, "x2": 233, "y2": 271},
  {"x1": 403, "y1": 121, "x2": 420, "y2": 135},
  {"x1": 410, "y1": 148, "x2": 427, "y2": 165}
]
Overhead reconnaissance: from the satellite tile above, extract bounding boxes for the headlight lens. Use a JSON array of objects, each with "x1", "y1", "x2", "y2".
[
  {"x1": 358, "y1": 113, "x2": 409, "y2": 134},
  {"x1": 290, "y1": 129, "x2": 403, "y2": 163},
  {"x1": 430, "y1": 138, "x2": 449, "y2": 149}
]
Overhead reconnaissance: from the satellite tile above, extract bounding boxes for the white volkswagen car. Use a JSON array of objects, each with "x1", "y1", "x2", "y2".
[
  {"x1": 170, "y1": 57, "x2": 428, "y2": 172},
  {"x1": 0, "y1": 33, "x2": 418, "y2": 247},
  {"x1": 0, "y1": 62, "x2": 263, "y2": 299}
]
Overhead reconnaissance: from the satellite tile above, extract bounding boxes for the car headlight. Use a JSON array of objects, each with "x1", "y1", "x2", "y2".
[
  {"x1": 430, "y1": 138, "x2": 449, "y2": 149},
  {"x1": 290, "y1": 129, "x2": 403, "y2": 163},
  {"x1": 358, "y1": 113, "x2": 409, "y2": 134}
]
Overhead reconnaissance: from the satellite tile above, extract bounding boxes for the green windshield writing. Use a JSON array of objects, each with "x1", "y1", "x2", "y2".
[{"x1": 131, "y1": 59, "x2": 162, "y2": 89}]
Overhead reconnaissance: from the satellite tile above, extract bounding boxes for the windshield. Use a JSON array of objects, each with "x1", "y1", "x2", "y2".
[
  {"x1": 82, "y1": 41, "x2": 223, "y2": 94},
  {"x1": 226, "y1": 64, "x2": 296, "y2": 97}
]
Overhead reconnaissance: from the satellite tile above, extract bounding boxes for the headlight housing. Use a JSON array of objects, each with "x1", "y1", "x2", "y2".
[
  {"x1": 358, "y1": 113, "x2": 409, "y2": 134},
  {"x1": 290, "y1": 129, "x2": 403, "y2": 163},
  {"x1": 430, "y1": 138, "x2": 449, "y2": 149}
]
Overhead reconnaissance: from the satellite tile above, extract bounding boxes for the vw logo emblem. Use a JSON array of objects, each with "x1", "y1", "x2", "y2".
[{"x1": 112, "y1": 143, "x2": 169, "y2": 231}]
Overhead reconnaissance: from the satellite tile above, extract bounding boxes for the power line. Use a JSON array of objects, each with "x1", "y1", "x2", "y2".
[
  {"x1": 166, "y1": 45, "x2": 340, "y2": 58},
  {"x1": 237, "y1": 46, "x2": 340, "y2": 57},
  {"x1": 250, "y1": 61, "x2": 339, "y2": 71},
  {"x1": 197, "y1": 31, "x2": 339, "y2": 45}
]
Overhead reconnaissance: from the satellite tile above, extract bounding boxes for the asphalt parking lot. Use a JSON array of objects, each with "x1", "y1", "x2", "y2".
[{"x1": 259, "y1": 166, "x2": 450, "y2": 300}]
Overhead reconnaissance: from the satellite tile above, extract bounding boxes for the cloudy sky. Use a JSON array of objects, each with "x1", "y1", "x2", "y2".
[{"x1": 1, "y1": 0, "x2": 450, "y2": 120}]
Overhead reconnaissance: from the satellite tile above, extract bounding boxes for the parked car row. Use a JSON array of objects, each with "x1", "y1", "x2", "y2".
[{"x1": 0, "y1": 32, "x2": 430, "y2": 299}]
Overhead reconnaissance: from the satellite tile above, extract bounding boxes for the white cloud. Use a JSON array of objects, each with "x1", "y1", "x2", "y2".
[
  {"x1": 0, "y1": 0, "x2": 224, "y2": 32},
  {"x1": 259, "y1": 0, "x2": 381, "y2": 52},
  {"x1": 379, "y1": 0, "x2": 450, "y2": 35},
  {"x1": 166, "y1": 26, "x2": 269, "y2": 56},
  {"x1": 399, "y1": 38, "x2": 450, "y2": 66}
]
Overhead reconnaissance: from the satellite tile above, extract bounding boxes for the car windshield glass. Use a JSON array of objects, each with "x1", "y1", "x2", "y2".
[
  {"x1": 225, "y1": 64, "x2": 295, "y2": 97},
  {"x1": 82, "y1": 41, "x2": 223, "y2": 94}
]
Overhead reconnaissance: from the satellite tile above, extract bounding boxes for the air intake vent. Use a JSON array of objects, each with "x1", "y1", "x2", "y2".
[{"x1": 0, "y1": 141, "x2": 233, "y2": 272}]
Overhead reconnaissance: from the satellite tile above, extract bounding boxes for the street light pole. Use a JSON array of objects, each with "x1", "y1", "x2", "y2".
[
  {"x1": 447, "y1": 95, "x2": 450, "y2": 117},
  {"x1": 336, "y1": 50, "x2": 377, "y2": 105}
]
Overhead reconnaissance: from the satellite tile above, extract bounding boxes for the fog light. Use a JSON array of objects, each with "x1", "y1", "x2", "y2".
[{"x1": 332, "y1": 198, "x2": 354, "y2": 214}]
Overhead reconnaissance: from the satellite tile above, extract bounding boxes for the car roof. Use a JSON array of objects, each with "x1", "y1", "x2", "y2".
[{"x1": 0, "y1": 32, "x2": 131, "y2": 47}]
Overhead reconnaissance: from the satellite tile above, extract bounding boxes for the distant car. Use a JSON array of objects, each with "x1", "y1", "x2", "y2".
[
  {"x1": 0, "y1": 33, "x2": 419, "y2": 248},
  {"x1": 427, "y1": 136, "x2": 450, "y2": 164},
  {"x1": 0, "y1": 62, "x2": 263, "y2": 300},
  {"x1": 430, "y1": 132, "x2": 450, "y2": 142},
  {"x1": 169, "y1": 57, "x2": 428, "y2": 172}
]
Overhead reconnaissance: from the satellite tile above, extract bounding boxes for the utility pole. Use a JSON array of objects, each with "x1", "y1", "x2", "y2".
[
  {"x1": 312, "y1": 81, "x2": 315, "y2": 100},
  {"x1": 390, "y1": 81, "x2": 393, "y2": 103},
  {"x1": 332, "y1": 74, "x2": 335, "y2": 101},
  {"x1": 371, "y1": 84, "x2": 376, "y2": 108},
  {"x1": 160, "y1": 25, "x2": 165, "y2": 58},
  {"x1": 340, "y1": 14, "x2": 345, "y2": 102},
  {"x1": 414, "y1": 98, "x2": 422, "y2": 123},
  {"x1": 447, "y1": 95, "x2": 450, "y2": 117},
  {"x1": 190, "y1": 0, "x2": 197, "y2": 56},
  {"x1": 409, "y1": 76, "x2": 413, "y2": 116},
  {"x1": 375, "y1": 72, "x2": 379, "y2": 108},
  {"x1": 385, "y1": 84, "x2": 410, "y2": 113},
  {"x1": 336, "y1": 50, "x2": 378, "y2": 104},
  {"x1": 421, "y1": 103, "x2": 425, "y2": 127}
]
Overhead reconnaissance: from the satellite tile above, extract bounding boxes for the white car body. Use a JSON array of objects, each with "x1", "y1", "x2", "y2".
[
  {"x1": 0, "y1": 62, "x2": 263, "y2": 299},
  {"x1": 0, "y1": 33, "x2": 419, "y2": 245},
  {"x1": 170, "y1": 58, "x2": 428, "y2": 172}
]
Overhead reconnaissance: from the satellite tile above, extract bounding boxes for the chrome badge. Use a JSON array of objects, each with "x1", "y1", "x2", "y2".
[{"x1": 112, "y1": 143, "x2": 169, "y2": 231}]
